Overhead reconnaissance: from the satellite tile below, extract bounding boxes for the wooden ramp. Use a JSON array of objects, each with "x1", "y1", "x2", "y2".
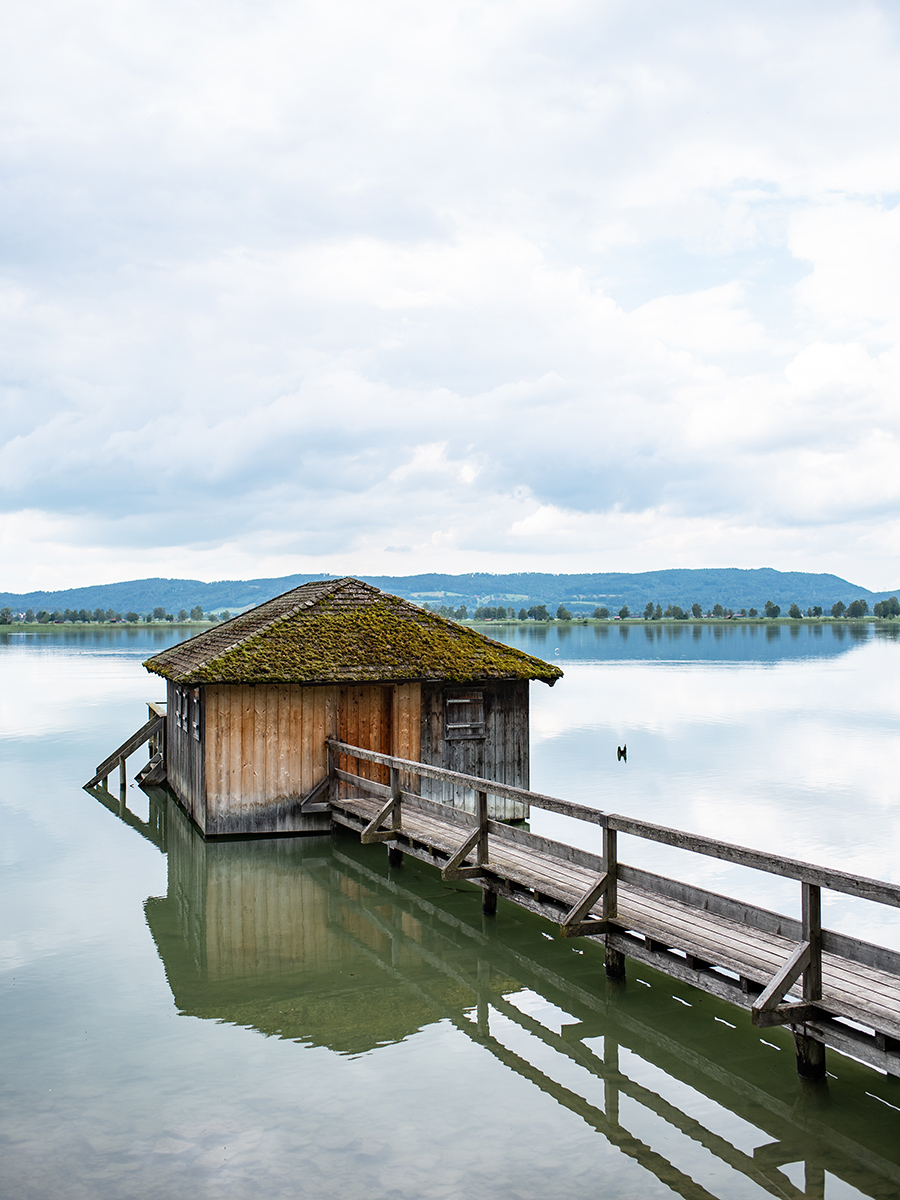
[
  {"x1": 327, "y1": 738, "x2": 900, "y2": 1080},
  {"x1": 85, "y1": 703, "x2": 166, "y2": 793}
]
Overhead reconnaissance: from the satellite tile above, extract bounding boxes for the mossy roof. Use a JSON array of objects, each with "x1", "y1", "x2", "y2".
[{"x1": 143, "y1": 577, "x2": 562, "y2": 686}]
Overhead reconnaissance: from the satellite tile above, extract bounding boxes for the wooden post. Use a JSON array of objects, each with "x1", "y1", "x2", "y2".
[
  {"x1": 792, "y1": 882, "x2": 827, "y2": 1077},
  {"x1": 802, "y1": 882, "x2": 822, "y2": 1001},
  {"x1": 603, "y1": 824, "x2": 624, "y2": 979},
  {"x1": 391, "y1": 766, "x2": 402, "y2": 832},
  {"x1": 605, "y1": 945, "x2": 626, "y2": 981},
  {"x1": 476, "y1": 789, "x2": 488, "y2": 866},
  {"x1": 118, "y1": 755, "x2": 127, "y2": 800},
  {"x1": 387, "y1": 765, "x2": 403, "y2": 867},
  {"x1": 327, "y1": 742, "x2": 338, "y2": 806},
  {"x1": 603, "y1": 826, "x2": 617, "y2": 920},
  {"x1": 482, "y1": 887, "x2": 497, "y2": 916},
  {"x1": 793, "y1": 1029, "x2": 826, "y2": 1081}
]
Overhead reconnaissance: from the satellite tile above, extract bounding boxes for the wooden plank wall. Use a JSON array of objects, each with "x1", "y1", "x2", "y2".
[
  {"x1": 419, "y1": 680, "x2": 530, "y2": 820},
  {"x1": 204, "y1": 684, "x2": 338, "y2": 836},
  {"x1": 336, "y1": 683, "x2": 421, "y2": 794},
  {"x1": 166, "y1": 681, "x2": 206, "y2": 830},
  {"x1": 202, "y1": 682, "x2": 421, "y2": 836}
]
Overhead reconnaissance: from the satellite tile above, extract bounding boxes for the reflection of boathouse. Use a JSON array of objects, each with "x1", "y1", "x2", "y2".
[
  {"x1": 144, "y1": 793, "x2": 512, "y2": 1053},
  {"x1": 143, "y1": 578, "x2": 561, "y2": 838}
]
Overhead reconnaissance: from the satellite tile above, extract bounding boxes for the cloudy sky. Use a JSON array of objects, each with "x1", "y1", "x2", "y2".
[{"x1": 2, "y1": 0, "x2": 900, "y2": 592}]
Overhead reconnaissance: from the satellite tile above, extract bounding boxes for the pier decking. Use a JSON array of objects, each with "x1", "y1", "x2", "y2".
[{"x1": 327, "y1": 738, "x2": 900, "y2": 1080}]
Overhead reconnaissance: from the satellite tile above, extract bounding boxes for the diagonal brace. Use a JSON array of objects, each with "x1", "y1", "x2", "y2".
[
  {"x1": 299, "y1": 776, "x2": 331, "y2": 813},
  {"x1": 560, "y1": 872, "x2": 610, "y2": 938},
  {"x1": 442, "y1": 826, "x2": 485, "y2": 880},
  {"x1": 751, "y1": 941, "x2": 810, "y2": 1024},
  {"x1": 361, "y1": 795, "x2": 401, "y2": 843}
]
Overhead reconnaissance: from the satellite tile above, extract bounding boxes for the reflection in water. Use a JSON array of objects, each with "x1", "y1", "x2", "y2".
[
  {"x1": 476, "y1": 619, "x2": 893, "y2": 664},
  {"x1": 134, "y1": 790, "x2": 900, "y2": 1200},
  {"x1": 6, "y1": 626, "x2": 900, "y2": 1200}
]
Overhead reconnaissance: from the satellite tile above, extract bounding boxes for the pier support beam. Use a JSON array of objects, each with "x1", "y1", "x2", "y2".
[
  {"x1": 387, "y1": 845, "x2": 403, "y2": 869},
  {"x1": 482, "y1": 887, "x2": 497, "y2": 916},
  {"x1": 605, "y1": 943, "x2": 626, "y2": 981},
  {"x1": 793, "y1": 1029, "x2": 826, "y2": 1081}
]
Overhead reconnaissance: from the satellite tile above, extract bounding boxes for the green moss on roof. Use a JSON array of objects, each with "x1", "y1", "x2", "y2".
[{"x1": 143, "y1": 579, "x2": 562, "y2": 686}]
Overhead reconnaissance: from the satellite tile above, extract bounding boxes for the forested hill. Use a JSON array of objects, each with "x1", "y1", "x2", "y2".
[{"x1": 0, "y1": 567, "x2": 892, "y2": 616}]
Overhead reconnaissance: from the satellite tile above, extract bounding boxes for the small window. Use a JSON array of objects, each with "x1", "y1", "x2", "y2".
[
  {"x1": 190, "y1": 688, "x2": 201, "y2": 741},
  {"x1": 445, "y1": 690, "x2": 486, "y2": 740}
]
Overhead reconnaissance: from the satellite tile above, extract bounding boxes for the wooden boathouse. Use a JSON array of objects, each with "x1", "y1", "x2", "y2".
[{"x1": 137, "y1": 577, "x2": 561, "y2": 837}]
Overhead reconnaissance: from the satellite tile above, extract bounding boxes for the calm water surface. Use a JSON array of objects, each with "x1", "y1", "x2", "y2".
[{"x1": 2, "y1": 623, "x2": 899, "y2": 1200}]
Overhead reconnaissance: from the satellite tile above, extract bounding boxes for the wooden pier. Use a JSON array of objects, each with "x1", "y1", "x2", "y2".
[{"x1": 326, "y1": 738, "x2": 900, "y2": 1080}]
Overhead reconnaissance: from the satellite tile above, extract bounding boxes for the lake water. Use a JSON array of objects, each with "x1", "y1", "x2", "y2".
[{"x1": 2, "y1": 622, "x2": 900, "y2": 1200}]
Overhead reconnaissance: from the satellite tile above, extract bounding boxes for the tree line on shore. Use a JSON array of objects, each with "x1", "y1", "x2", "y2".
[
  {"x1": 424, "y1": 597, "x2": 900, "y2": 622},
  {"x1": 0, "y1": 605, "x2": 234, "y2": 625},
  {"x1": 6, "y1": 594, "x2": 898, "y2": 627}
]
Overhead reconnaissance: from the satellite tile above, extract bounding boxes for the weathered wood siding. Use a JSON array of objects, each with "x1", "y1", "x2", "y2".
[
  {"x1": 166, "y1": 681, "x2": 206, "y2": 830},
  {"x1": 203, "y1": 683, "x2": 337, "y2": 836},
  {"x1": 200, "y1": 681, "x2": 421, "y2": 836},
  {"x1": 419, "y1": 679, "x2": 530, "y2": 820},
  {"x1": 336, "y1": 682, "x2": 421, "y2": 795}
]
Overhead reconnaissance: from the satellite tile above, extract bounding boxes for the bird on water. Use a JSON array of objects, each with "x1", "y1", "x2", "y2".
[{"x1": 617, "y1": 744, "x2": 627, "y2": 762}]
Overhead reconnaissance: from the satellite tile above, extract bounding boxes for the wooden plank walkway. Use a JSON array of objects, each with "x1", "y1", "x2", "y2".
[{"x1": 326, "y1": 738, "x2": 900, "y2": 1080}]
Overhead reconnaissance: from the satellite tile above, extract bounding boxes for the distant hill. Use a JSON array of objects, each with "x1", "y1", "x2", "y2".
[{"x1": 1, "y1": 567, "x2": 893, "y2": 616}]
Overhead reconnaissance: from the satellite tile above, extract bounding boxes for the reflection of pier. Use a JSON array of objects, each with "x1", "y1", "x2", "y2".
[
  {"x1": 328, "y1": 844, "x2": 900, "y2": 1200},
  {"x1": 329, "y1": 739, "x2": 900, "y2": 1082},
  {"x1": 96, "y1": 790, "x2": 900, "y2": 1200}
]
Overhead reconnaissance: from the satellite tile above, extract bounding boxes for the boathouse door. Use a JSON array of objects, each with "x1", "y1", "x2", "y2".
[{"x1": 338, "y1": 685, "x2": 393, "y2": 789}]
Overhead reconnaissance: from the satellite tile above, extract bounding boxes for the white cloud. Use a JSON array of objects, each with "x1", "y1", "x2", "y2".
[{"x1": 2, "y1": 0, "x2": 900, "y2": 590}]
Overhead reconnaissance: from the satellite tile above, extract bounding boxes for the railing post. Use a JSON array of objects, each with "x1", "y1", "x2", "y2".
[
  {"x1": 603, "y1": 823, "x2": 624, "y2": 980},
  {"x1": 327, "y1": 741, "x2": 338, "y2": 805},
  {"x1": 795, "y1": 880, "x2": 826, "y2": 1081},
  {"x1": 387, "y1": 763, "x2": 404, "y2": 867},
  {"x1": 603, "y1": 825, "x2": 618, "y2": 920},
  {"x1": 476, "y1": 790, "x2": 488, "y2": 866},
  {"x1": 391, "y1": 765, "x2": 402, "y2": 831},
  {"x1": 802, "y1": 882, "x2": 822, "y2": 1002}
]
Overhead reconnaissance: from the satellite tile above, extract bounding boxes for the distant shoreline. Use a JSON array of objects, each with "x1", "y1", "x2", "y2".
[
  {"x1": 1, "y1": 621, "x2": 214, "y2": 632},
  {"x1": 468, "y1": 615, "x2": 887, "y2": 626},
  {"x1": 2, "y1": 615, "x2": 891, "y2": 634}
]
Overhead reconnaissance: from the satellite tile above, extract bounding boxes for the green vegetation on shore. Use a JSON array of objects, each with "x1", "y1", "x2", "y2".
[
  {"x1": 0, "y1": 601, "x2": 233, "y2": 628},
  {"x1": 428, "y1": 595, "x2": 899, "y2": 625}
]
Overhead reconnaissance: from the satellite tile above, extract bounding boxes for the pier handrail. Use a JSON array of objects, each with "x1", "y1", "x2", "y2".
[{"x1": 326, "y1": 739, "x2": 900, "y2": 909}]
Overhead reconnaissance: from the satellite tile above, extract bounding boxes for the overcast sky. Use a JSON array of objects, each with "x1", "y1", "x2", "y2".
[{"x1": 2, "y1": 0, "x2": 899, "y2": 592}]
